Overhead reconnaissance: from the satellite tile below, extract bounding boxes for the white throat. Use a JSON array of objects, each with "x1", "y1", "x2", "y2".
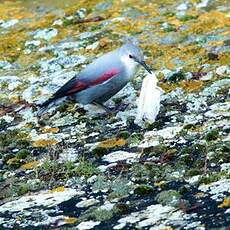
[{"x1": 121, "y1": 55, "x2": 139, "y2": 77}]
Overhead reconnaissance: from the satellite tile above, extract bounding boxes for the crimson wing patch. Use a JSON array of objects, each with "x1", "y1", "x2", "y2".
[
  {"x1": 66, "y1": 68, "x2": 120, "y2": 95},
  {"x1": 40, "y1": 68, "x2": 120, "y2": 107}
]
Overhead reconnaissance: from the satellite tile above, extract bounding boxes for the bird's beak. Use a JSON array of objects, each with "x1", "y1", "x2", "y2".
[
  {"x1": 139, "y1": 60, "x2": 152, "y2": 74},
  {"x1": 134, "y1": 58, "x2": 152, "y2": 74}
]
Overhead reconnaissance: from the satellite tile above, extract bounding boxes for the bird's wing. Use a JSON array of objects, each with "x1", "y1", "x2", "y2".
[{"x1": 41, "y1": 68, "x2": 120, "y2": 107}]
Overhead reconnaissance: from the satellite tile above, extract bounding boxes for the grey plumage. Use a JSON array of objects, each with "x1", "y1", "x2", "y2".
[{"x1": 39, "y1": 43, "x2": 151, "y2": 113}]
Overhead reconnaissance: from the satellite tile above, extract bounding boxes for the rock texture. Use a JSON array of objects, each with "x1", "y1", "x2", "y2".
[{"x1": 0, "y1": 0, "x2": 229, "y2": 229}]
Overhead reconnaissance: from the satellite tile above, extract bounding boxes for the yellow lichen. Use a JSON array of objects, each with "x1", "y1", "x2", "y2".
[
  {"x1": 49, "y1": 186, "x2": 65, "y2": 193},
  {"x1": 180, "y1": 80, "x2": 204, "y2": 92},
  {"x1": 33, "y1": 139, "x2": 58, "y2": 147},
  {"x1": 21, "y1": 160, "x2": 39, "y2": 170},
  {"x1": 195, "y1": 192, "x2": 205, "y2": 198},
  {"x1": 0, "y1": 32, "x2": 27, "y2": 62},
  {"x1": 159, "y1": 82, "x2": 177, "y2": 93},
  {"x1": 41, "y1": 127, "x2": 59, "y2": 134},
  {"x1": 97, "y1": 138, "x2": 126, "y2": 148},
  {"x1": 163, "y1": 227, "x2": 173, "y2": 230},
  {"x1": 63, "y1": 217, "x2": 78, "y2": 224},
  {"x1": 0, "y1": 2, "x2": 34, "y2": 20},
  {"x1": 15, "y1": 216, "x2": 22, "y2": 221},
  {"x1": 154, "y1": 181, "x2": 165, "y2": 187},
  {"x1": 188, "y1": 11, "x2": 230, "y2": 34},
  {"x1": 9, "y1": 95, "x2": 20, "y2": 103},
  {"x1": 218, "y1": 197, "x2": 230, "y2": 208},
  {"x1": 6, "y1": 157, "x2": 17, "y2": 165}
]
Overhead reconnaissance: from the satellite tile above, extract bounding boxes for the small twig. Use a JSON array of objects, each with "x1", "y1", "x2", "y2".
[
  {"x1": 0, "y1": 100, "x2": 37, "y2": 117},
  {"x1": 191, "y1": 66, "x2": 207, "y2": 79},
  {"x1": 73, "y1": 16, "x2": 105, "y2": 24}
]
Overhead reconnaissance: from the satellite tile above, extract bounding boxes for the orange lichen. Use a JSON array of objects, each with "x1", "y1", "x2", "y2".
[
  {"x1": 180, "y1": 80, "x2": 204, "y2": 92},
  {"x1": 33, "y1": 139, "x2": 58, "y2": 147},
  {"x1": 97, "y1": 138, "x2": 126, "y2": 148},
  {"x1": 218, "y1": 197, "x2": 230, "y2": 208}
]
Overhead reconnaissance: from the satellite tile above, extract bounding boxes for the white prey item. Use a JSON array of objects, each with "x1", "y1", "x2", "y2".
[{"x1": 135, "y1": 73, "x2": 162, "y2": 125}]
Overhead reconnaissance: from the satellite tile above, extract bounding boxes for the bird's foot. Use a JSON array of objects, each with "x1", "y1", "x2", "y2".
[
  {"x1": 93, "y1": 102, "x2": 129, "y2": 115},
  {"x1": 93, "y1": 102, "x2": 116, "y2": 114}
]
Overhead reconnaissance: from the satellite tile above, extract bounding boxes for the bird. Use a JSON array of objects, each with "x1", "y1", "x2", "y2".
[{"x1": 39, "y1": 43, "x2": 152, "y2": 114}]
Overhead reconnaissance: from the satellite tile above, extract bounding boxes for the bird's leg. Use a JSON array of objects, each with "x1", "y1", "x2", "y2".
[{"x1": 93, "y1": 102, "x2": 114, "y2": 113}]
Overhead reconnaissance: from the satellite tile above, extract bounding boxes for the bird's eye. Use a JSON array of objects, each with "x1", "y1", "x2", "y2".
[{"x1": 129, "y1": 54, "x2": 133, "y2": 58}]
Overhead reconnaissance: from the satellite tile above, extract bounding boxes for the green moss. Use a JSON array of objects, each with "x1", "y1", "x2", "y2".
[
  {"x1": 109, "y1": 178, "x2": 133, "y2": 199},
  {"x1": 74, "y1": 158, "x2": 99, "y2": 178},
  {"x1": 127, "y1": 133, "x2": 143, "y2": 147},
  {"x1": 147, "y1": 119, "x2": 165, "y2": 130},
  {"x1": 162, "y1": 11, "x2": 175, "y2": 17},
  {"x1": 134, "y1": 184, "x2": 154, "y2": 196},
  {"x1": 80, "y1": 206, "x2": 119, "y2": 222},
  {"x1": 92, "y1": 147, "x2": 108, "y2": 157},
  {"x1": 168, "y1": 71, "x2": 186, "y2": 83},
  {"x1": 7, "y1": 158, "x2": 21, "y2": 169},
  {"x1": 92, "y1": 208, "x2": 115, "y2": 221},
  {"x1": 117, "y1": 130, "x2": 130, "y2": 139},
  {"x1": 16, "y1": 182, "x2": 34, "y2": 196},
  {"x1": 0, "y1": 129, "x2": 30, "y2": 149},
  {"x1": 156, "y1": 189, "x2": 181, "y2": 207},
  {"x1": 0, "y1": 119, "x2": 8, "y2": 130},
  {"x1": 62, "y1": 18, "x2": 74, "y2": 27},
  {"x1": 64, "y1": 160, "x2": 76, "y2": 178},
  {"x1": 92, "y1": 175, "x2": 110, "y2": 192},
  {"x1": 112, "y1": 97, "x2": 122, "y2": 105},
  {"x1": 131, "y1": 164, "x2": 149, "y2": 182},
  {"x1": 183, "y1": 124, "x2": 196, "y2": 130},
  {"x1": 39, "y1": 158, "x2": 62, "y2": 181},
  {"x1": 205, "y1": 129, "x2": 219, "y2": 141},
  {"x1": 2, "y1": 153, "x2": 15, "y2": 164},
  {"x1": 163, "y1": 24, "x2": 177, "y2": 32},
  {"x1": 180, "y1": 144, "x2": 206, "y2": 156},
  {"x1": 57, "y1": 103, "x2": 70, "y2": 113},
  {"x1": 198, "y1": 172, "x2": 230, "y2": 185},
  {"x1": 115, "y1": 203, "x2": 129, "y2": 214},
  {"x1": 0, "y1": 181, "x2": 42, "y2": 199},
  {"x1": 179, "y1": 185, "x2": 190, "y2": 194},
  {"x1": 220, "y1": 144, "x2": 229, "y2": 153},
  {"x1": 186, "y1": 168, "x2": 202, "y2": 177},
  {"x1": 126, "y1": 116, "x2": 136, "y2": 127},
  {"x1": 16, "y1": 149, "x2": 30, "y2": 159},
  {"x1": 179, "y1": 15, "x2": 198, "y2": 22}
]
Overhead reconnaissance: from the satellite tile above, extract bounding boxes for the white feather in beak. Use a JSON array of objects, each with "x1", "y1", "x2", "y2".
[{"x1": 135, "y1": 72, "x2": 163, "y2": 125}]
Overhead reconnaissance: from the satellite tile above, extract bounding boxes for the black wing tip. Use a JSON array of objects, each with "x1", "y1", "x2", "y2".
[
  {"x1": 39, "y1": 97, "x2": 55, "y2": 107},
  {"x1": 36, "y1": 97, "x2": 55, "y2": 116}
]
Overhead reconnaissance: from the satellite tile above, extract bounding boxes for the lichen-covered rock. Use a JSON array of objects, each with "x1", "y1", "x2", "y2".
[{"x1": 0, "y1": 0, "x2": 229, "y2": 229}]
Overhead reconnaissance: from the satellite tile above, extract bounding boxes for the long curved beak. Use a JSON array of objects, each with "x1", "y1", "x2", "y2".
[{"x1": 133, "y1": 58, "x2": 152, "y2": 74}]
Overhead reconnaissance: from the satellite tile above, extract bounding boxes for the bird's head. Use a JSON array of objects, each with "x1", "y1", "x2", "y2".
[{"x1": 120, "y1": 43, "x2": 152, "y2": 74}]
